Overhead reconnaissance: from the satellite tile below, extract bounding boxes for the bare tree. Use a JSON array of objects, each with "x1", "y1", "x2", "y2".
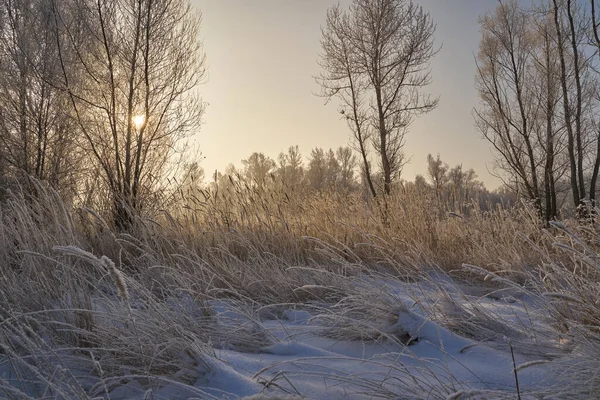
[
  {"x1": 589, "y1": 0, "x2": 600, "y2": 207},
  {"x1": 553, "y1": 0, "x2": 585, "y2": 213},
  {"x1": 448, "y1": 164, "x2": 479, "y2": 208},
  {"x1": 242, "y1": 152, "x2": 276, "y2": 188},
  {"x1": 276, "y1": 145, "x2": 305, "y2": 192},
  {"x1": 325, "y1": 149, "x2": 340, "y2": 188},
  {"x1": 318, "y1": 4, "x2": 376, "y2": 198},
  {"x1": 0, "y1": 0, "x2": 81, "y2": 196},
  {"x1": 336, "y1": 146, "x2": 358, "y2": 192},
  {"x1": 475, "y1": 0, "x2": 551, "y2": 218},
  {"x1": 552, "y1": 0, "x2": 600, "y2": 216},
  {"x1": 317, "y1": 0, "x2": 438, "y2": 196},
  {"x1": 52, "y1": 0, "x2": 206, "y2": 229},
  {"x1": 476, "y1": 0, "x2": 600, "y2": 220},
  {"x1": 532, "y1": 6, "x2": 563, "y2": 221},
  {"x1": 306, "y1": 147, "x2": 328, "y2": 192},
  {"x1": 426, "y1": 153, "x2": 449, "y2": 195}
]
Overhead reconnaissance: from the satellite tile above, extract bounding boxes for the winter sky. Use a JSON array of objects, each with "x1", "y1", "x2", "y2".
[{"x1": 191, "y1": 0, "x2": 513, "y2": 189}]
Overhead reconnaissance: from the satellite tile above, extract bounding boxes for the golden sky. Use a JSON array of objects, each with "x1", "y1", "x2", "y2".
[{"x1": 191, "y1": 0, "x2": 510, "y2": 189}]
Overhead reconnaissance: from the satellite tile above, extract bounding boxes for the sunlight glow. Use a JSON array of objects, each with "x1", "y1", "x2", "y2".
[{"x1": 132, "y1": 114, "x2": 146, "y2": 129}]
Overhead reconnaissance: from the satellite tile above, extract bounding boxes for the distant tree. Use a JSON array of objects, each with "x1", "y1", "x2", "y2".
[
  {"x1": 447, "y1": 164, "x2": 485, "y2": 211},
  {"x1": 426, "y1": 154, "x2": 449, "y2": 194},
  {"x1": 318, "y1": 0, "x2": 438, "y2": 196},
  {"x1": 276, "y1": 145, "x2": 305, "y2": 191},
  {"x1": 325, "y1": 149, "x2": 340, "y2": 188},
  {"x1": 448, "y1": 165, "x2": 466, "y2": 190},
  {"x1": 336, "y1": 146, "x2": 358, "y2": 192},
  {"x1": 448, "y1": 164, "x2": 476, "y2": 202},
  {"x1": 242, "y1": 152, "x2": 276, "y2": 187},
  {"x1": 414, "y1": 174, "x2": 429, "y2": 189},
  {"x1": 306, "y1": 147, "x2": 328, "y2": 192}
]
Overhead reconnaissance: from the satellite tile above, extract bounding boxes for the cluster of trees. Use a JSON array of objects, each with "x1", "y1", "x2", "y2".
[
  {"x1": 475, "y1": 0, "x2": 600, "y2": 221},
  {"x1": 410, "y1": 153, "x2": 515, "y2": 213},
  {"x1": 0, "y1": 0, "x2": 205, "y2": 229},
  {"x1": 179, "y1": 147, "x2": 507, "y2": 216},
  {"x1": 0, "y1": 0, "x2": 81, "y2": 194},
  {"x1": 417, "y1": 154, "x2": 485, "y2": 207},
  {"x1": 209, "y1": 145, "x2": 360, "y2": 194}
]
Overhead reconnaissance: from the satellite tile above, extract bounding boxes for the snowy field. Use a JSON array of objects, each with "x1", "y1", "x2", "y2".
[{"x1": 0, "y1": 265, "x2": 576, "y2": 399}]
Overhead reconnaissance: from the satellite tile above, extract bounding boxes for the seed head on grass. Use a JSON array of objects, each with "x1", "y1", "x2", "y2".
[
  {"x1": 101, "y1": 255, "x2": 129, "y2": 302},
  {"x1": 53, "y1": 245, "x2": 129, "y2": 302}
]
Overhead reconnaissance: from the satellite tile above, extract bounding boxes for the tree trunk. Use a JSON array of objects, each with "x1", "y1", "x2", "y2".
[
  {"x1": 589, "y1": 134, "x2": 600, "y2": 210},
  {"x1": 566, "y1": 0, "x2": 586, "y2": 207},
  {"x1": 375, "y1": 85, "x2": 391, "y2": 195},
  {"x1": 590, "y1": 0, "x2": 600, "y2": 212},
  {"x1": 554, "y1": 0, "x2": 582, "y2": 213},
  {"x1": 544, "y1": 29, "x2": 557, "y2": 222}
]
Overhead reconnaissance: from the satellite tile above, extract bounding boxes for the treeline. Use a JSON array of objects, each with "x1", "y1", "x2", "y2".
[
  {"x1": 178, "y1": 147, "x2": 512, "y2": 217},
  {"x1": 213, "y1": 146, "x2": 359, "y2": 194}
]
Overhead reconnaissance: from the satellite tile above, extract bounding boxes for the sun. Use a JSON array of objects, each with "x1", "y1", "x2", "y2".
[{"x1": 132, "y1": 114, "x2": 146, "y2": 129}]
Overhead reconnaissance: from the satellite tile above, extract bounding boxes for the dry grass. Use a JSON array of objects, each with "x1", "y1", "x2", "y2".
[{"x1": 178, "y1": 177, "x2": 552, "y2": 277}]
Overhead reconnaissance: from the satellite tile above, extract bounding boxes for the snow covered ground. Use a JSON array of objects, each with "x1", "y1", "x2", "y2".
[{"x1": 0, "y1": 271, "x2": 574, "y2": 399}]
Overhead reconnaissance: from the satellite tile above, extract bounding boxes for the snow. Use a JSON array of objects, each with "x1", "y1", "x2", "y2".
[{"x1": 0, "y1": 272, "x2": 567, "y2": 399}]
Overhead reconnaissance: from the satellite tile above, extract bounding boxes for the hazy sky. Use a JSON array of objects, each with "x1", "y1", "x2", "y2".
[{"x1": 191, "y1": 0, "x2": 506, "y2": 188}]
